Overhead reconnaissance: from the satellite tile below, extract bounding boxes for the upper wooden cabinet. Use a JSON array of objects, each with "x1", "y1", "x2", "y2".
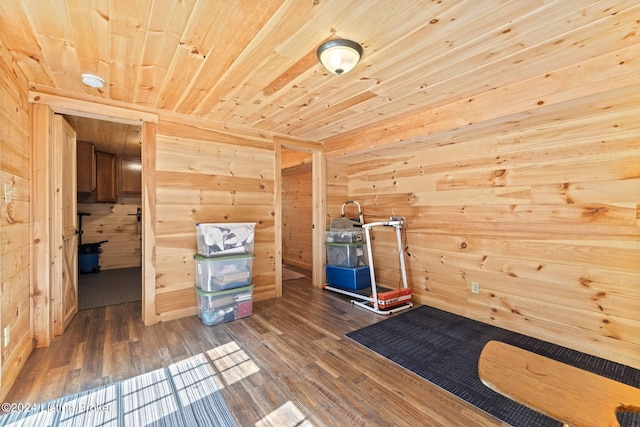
[
  {"x1": 77, "y1": 148, "x2": 140, "y2": 202},
  {"x1": 76, "y1": 141, "x2": 95, "y2": 193},
  {"x1": 118, "y1": 157, "x2": 141, "y2": 195},
  {"x1": 95, "y1": 151, "x2": 117, "y2": 202}
]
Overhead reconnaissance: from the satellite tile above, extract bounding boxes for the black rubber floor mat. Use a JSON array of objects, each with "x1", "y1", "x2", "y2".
[{"x1": 347, "y1": 305, "x2": 640, "y2": 426}]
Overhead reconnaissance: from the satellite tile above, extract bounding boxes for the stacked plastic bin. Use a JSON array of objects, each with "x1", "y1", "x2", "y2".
[
  {"x1": 324, "y1": 229, "x2": 371, "y2": 290},
  {"x1": 194, "y1": 222, "x2": 256, "y2": 325}
]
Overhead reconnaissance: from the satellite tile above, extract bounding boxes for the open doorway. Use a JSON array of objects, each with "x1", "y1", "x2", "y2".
[
  {"x1": 65, "y1": 115, "x2": 143, "y2": 311},
  {"x1": 31, "y1": 97, "x2": 157, "y2": 347},
  {"x1": 277, "y1": 142, "x2": 326, "y2": 291},
  {"x1": 281, "y1": 148, "x2": 313, "y2": 281}
]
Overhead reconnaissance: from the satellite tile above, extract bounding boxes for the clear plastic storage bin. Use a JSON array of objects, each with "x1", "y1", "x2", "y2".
[
  {"x1": 325, "y1": 230, "x2": 364, "y2": 243},
  {"x1": 196, "y1": 222, "x2": 256, "y2": 257},
  {"x1": 195, "y1": 254, "x2": 254, "y2": 291},
  {"x1": 325, "y1": 242, "x2": 368, "y2": 267},
  {"x1": 195, "y1": 284, "x2": 254, "y2": 326}
]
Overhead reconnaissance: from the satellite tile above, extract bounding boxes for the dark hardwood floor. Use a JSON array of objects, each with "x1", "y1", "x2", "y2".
[{"x1": 5, "y1": 271, "x2": 505, "y2": 426}]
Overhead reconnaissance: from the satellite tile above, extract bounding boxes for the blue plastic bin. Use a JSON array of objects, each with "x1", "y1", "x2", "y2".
[
  {"x1": 79, "y1": 253, "x2": 100, "y2": 274},
  {"x1": 325, "y1": 265, "x2": 371, "y2": 290}
]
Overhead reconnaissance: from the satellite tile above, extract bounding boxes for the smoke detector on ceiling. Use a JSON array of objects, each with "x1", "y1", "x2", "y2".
[{"x1": 81, "y1": 74, "x2": 104, "y2": 88}]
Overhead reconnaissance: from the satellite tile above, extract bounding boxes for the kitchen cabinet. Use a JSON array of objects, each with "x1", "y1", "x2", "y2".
[
  {"x1": 95, "y1": 151, "x2": 117, "y2": 202},
  {"x1": 76, "y1": 141, "x2": 95, "y2": 193},
  {"x1": 118, "y1": 157, "x2": 141, "y2": 195}
]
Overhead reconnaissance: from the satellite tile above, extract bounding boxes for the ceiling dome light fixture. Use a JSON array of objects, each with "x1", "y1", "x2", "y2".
[
  {"x1": 317, "y1": 39, "x2": 363, "y2": 75},
  {"x1": 81, "y1": 73, "x2": 105, "y2": 88}
]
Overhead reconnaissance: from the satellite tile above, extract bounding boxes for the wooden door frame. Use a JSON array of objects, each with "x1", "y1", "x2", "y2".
[
  {"x1": 30, "y1": 92, "x2": 159, "y2": 347},
  {"x1": 274, "y1": 136, "x2": 325, "y2": 290}
]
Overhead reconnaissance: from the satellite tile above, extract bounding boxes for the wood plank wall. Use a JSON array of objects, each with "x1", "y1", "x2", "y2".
[
  {"x1": 338, "y1": 92, "x2": 640, "y2": 369},
  {"x1": 326, "y1": 160, "x2": 349, "y2": 228},
  {"x1": 154, "y1": 117, "x2": 276, "y2": 322},
  {"x1": 282, "y1": 163, "x2": 312, "y2": 270},
  {"x1": 0, "y1": 39, "x2": 32, "y2": 400},
  {"x1": 78, "y1": 195, "x2": 142, "y2": 270}
]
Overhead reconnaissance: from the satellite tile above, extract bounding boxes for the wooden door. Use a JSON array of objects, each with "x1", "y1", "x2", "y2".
[
  {"x1": 76, "y1": 140, "x2": 95, "y2": 193},
  {"x1": 53, "y1": 115, "x2": 78, "y2": 335},
  {"x1": 95, "y1": 151, "x2": 117, "y2": 202},
  {"x1": 118, "y1": 157, "x2": 142, "y2": 195}
]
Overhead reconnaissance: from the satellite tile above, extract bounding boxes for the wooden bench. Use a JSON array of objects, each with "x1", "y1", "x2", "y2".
[{"x1": 478, "y1": 340, "x2": 640, "y2": 427}]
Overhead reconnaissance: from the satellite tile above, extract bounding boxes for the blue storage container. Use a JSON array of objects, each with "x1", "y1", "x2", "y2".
[
  {"x1": 79, "y1": 253, "x2": 100, "y2": 274},
  {"x1": 325, "y1": 265, "x2": 371, "y2": 290}
]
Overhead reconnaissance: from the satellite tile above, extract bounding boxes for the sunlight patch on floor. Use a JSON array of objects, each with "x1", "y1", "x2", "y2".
[
  {"x1": 207, "y1": 341, "x2": 261, "y2": 385},
  {"x1": 255, "y1": 401, "x2": 314, "y2": 427}
]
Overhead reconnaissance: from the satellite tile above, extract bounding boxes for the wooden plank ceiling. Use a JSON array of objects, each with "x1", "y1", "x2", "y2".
[
  {"x1": 63, "y1": 115, "x2": 142, "y2": 157},
  {"x1": 0, "y1": 0, "x2": 635, "y2": 158}
]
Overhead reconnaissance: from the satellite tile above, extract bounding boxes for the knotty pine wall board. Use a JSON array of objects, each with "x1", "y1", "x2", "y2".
[
  {"x1": 405, "y1": 244, "x2": 638, "y2": 318},
  {"x1": 154, "y1": 119, "x2": 276, "y2": 322},
  {"x1": 342, "y1": 97, "x2": 640, "y2": 369},
  {"x1": 282, "y1": 163, "x2": 312, "y2": 270},
  {"x1": 0, "y1": 38, "x2": 31, "y2": 402},
  {"x1": 78, "y1": 196, "x2": 142, "y2": 270},
  {"x1": 325, "y1": 159, "x2": 350, "y2": 226},
  {"x1": 156, "y1": 187, "x2": 273, "y2": 207}
]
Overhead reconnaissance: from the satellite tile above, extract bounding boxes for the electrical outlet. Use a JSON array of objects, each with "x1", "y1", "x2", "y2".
[
  {"x1": 3, "y1": 326, "x2": 9, "y2": 347},
  {"x1": 471, "y1": 281, "x2": 480, "y2": 294}
]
